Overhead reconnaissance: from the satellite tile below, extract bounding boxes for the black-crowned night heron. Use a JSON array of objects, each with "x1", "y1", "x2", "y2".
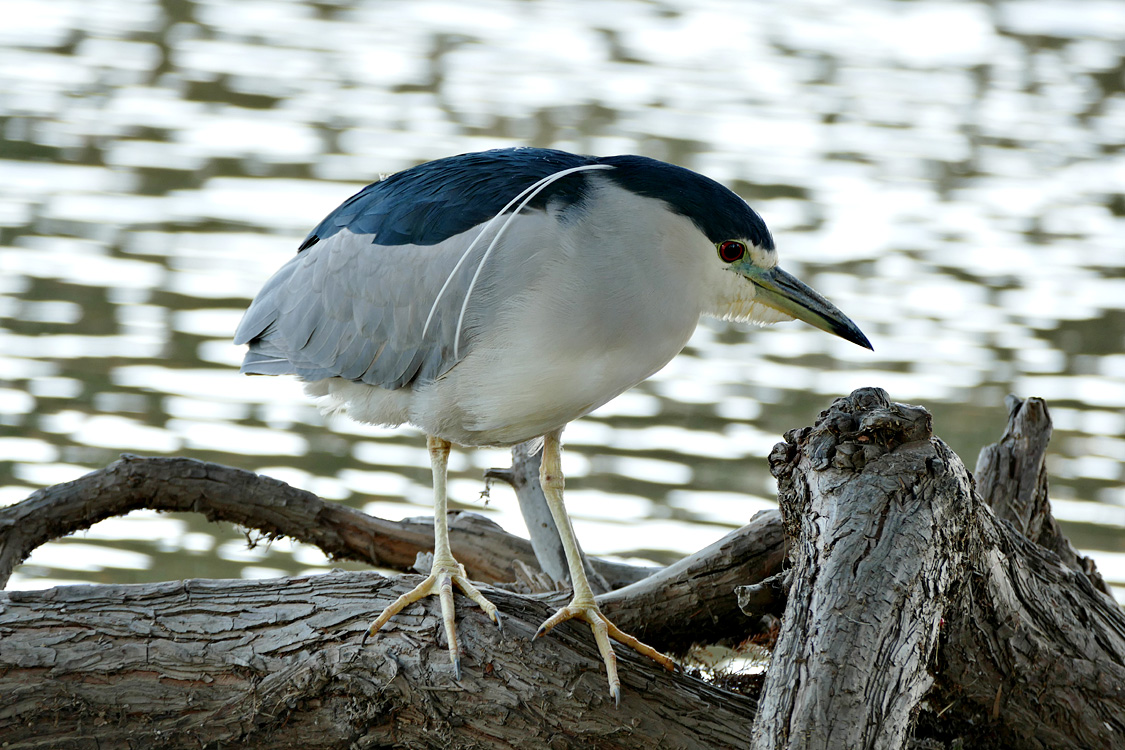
[{"x1": 235, "y1": 147, "x2": 871, "y2": 701}]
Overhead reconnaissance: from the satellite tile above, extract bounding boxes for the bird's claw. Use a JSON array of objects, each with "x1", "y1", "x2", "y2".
[
  {"x1": 365, "y1": 557, "x2": 500, "y2": 680},
  {"x1": 535, "y1": 600, "x2": 676, "y2": 704}
]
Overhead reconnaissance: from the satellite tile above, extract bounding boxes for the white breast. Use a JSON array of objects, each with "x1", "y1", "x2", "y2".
[{"x1": 309, "y1": 180, "x2": 717, "y2": 446}]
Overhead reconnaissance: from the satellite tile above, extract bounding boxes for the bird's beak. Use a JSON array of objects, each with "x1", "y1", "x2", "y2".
[{"x1": 743, "y1": 265, "x2": 873, "y2": 350}]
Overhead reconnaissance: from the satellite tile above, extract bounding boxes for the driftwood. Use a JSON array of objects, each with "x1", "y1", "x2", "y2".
[
  {"x1": 0, "y1": 455, "x2": 776, "y2": 656},
  {"x1": 930, "y1": 395, "x2": 1125, "y2": 749},
  {"x1": 0, "y1": 389, "x2": 1122, "y2": 749},
  {"x1": 975, "y1": 395, "x2": 1112, "y2": 596},
  {"x1": 749, "y1": 388, "x2": 1124, "y2": 750},
  {"x1": 0, "y1": 455, "x2": 645, "y2": 591},
  {"x1": 0, "y1": 573, "x2": 758, "y2": 749},
  {"x1": 0, "y1": 462, "x2": 782, "y2": 748},
  {"x1": 750, "y1": 390, "x2": 949, "y2": 750}
]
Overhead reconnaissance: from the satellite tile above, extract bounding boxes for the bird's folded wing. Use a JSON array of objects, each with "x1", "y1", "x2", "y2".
[
  {"x1": 235, "y1": 149, "x2": 603, "y2": 390},
  {"x1": 235, "y1": 228, "x2": 486, "y2": 390}
]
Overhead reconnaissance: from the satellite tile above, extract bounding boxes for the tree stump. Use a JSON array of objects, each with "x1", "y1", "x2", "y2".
[{"x1": 749, "y1": 388, "x2": 1124, "y2": 750}]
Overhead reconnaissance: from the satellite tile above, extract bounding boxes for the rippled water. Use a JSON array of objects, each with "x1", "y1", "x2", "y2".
[{"x1": 2, "y1": 0, "x2": 1124, "y2": 597}]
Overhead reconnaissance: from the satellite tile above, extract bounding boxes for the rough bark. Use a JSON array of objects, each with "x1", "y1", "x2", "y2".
[
  {"x1": 0, "y1": 572, "x2": 756, "y2": 749},
  {"x1": 929, "y1": 400, "x2": 1125, "y2": 749},
  {"x1": 749, "y1": 388, "x2": 1125, "y2": 750},
  {"x1": 974, "y1": 395, "x2": 1111, "y2": 596},
  {"x1": 599, "y1": 509, "x2": 785, "y2": 654},
  {"x1": 927, "y1": 495, "x2": 1125, "y2": 749},
  {"x1": 751, "y1": 388, "x2": 959, "y2": 750},
  {"x1": 0, "y1": 456, "x2": 781, "y2": 657}
]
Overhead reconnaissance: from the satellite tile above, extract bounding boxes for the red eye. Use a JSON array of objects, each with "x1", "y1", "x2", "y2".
[{"x1": 718, "y1": 240, "x2": 746, "y2": 263}]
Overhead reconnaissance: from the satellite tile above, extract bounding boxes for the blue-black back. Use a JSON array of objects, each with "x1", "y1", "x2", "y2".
[
  {"x1": 599, "y1": 154, "x2": 774, "y2": 250},
  {"x1": 299, "y1": 147, "x2": 773, "y2": 251}
]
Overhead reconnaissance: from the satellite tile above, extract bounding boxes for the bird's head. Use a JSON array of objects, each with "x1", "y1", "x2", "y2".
[
  {"x1": 600, "y1": 155, "x2": 872, "y2": 351},
  {"x1": 710, "y1": 235, "x2": 872, "y2": 350}
]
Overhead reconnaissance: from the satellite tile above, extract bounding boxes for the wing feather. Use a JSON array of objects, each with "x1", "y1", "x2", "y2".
[
  {"x1": 236, "y1": 226, "x2": 496, "y2": 389},
  {"x1": 235, "y1": 147, "x2": 602, "y2": 391}
]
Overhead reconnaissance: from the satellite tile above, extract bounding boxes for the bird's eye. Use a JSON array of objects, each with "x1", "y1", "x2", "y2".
[{"x1": 717, "y1": 240, "x2": 746, "y2": 263}]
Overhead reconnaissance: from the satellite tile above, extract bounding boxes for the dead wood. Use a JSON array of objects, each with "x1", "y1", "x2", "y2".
[
  {"x1": 751, "y1": 388, "x2": 953, "y2": 750},
  {"x1": 974, "y1": 395, "x2": 1111, "y2": 596},
  {"x1": 598, "y1": 509, "x2": 785, "y2": 654},
  {"x1": 930, "y1": 399, "x2": 1124, "y2": 749},
  {"x1": 750, "y1": 387, "x2": 1125, "y2": 750},
  {"x1": 2, "y1": 390, "x2": 1123, "y2": 749},
  {"x1": 0, "y1": 455, "x2": 782, "y2": 656},
  {"x1": 0, "y1": 571, "x2": 755, "y2": 749}
]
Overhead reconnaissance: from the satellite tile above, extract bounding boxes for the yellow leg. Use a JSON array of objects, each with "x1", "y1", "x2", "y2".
[
  {"x1": 533, "y1": 429, "x2": 677, "y2": 704},
  {"x1": 365, "y1": 435, "x2": 500, "y2": 678}
]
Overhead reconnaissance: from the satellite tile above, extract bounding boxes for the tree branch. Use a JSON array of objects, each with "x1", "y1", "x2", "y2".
[
  {"x1": 0, "y1": 455, "x2": 782, "y2": 657},
  {"x1": 0, "y1": 454, "x2": 620, "y2": 589},
  {"x1": 0, "y1": 571, "x2": 756, "y2": 749},
  {"x1": 599, "y1": 509, "x2": 784, "y2": 654},
  {"x1": 4, "y1": 391, "x2": 1122, "y2": 749}
]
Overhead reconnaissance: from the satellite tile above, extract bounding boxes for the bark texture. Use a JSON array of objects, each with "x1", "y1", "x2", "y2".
[
  {"x1": 974, "y1": 395, "x2": 1111, "y2": 596},
  {"x1": 0, "y1": 456, "x2": 780, "y2": 658},
  {"x1": 751, "y1": 387, "x2": 962, "y2": 750},
  {"x1": 749, "y1": 388, "x2": 1125, "y2": 750},
  {"x1": 932, "y1": 396, "x2": 1125, "y2": 749},
  {"x1": 0, "y1": 572, "x2": 755, "y2": 749},
  {"x1": 599, "y1": 509, "x2": 784, "y2": 654}
]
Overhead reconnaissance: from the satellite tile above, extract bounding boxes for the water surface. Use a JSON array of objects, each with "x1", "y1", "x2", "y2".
[{"x1": 2, "y1": 0, "x2": 1123, "y2": 598}]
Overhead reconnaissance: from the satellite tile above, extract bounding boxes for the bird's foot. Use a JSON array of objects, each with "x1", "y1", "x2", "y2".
[
  {"x1": 365, "y1": 555, "x2": 501, "y2": 679},
  {"x1": 535, "y1": 598, "x2": 677, "y2": 705}
]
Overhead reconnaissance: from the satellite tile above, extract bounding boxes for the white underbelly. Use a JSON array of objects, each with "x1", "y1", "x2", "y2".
[
  {"x1": 406, "y1": 338, "x2": 667, "y2": 445},
  {"x1": 308, "y1": 330, "x2": 688, "y2": 447}
]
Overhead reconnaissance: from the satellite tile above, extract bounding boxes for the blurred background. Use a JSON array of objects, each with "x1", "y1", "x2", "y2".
[{"x1": 1, "y1": 0, "x2": 1123, "y2": 599}]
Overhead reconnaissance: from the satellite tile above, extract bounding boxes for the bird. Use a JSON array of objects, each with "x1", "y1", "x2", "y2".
[{"x1": 234, "y1": 147, "x2": 871, "y2": 703}]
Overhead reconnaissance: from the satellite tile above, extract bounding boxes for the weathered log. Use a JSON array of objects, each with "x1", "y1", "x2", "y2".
[
  {"x1": 0, "y1": 455, "x2": 781, "y2": 657},
  {"x1": 928, "y1": 399, "x2": 1124, "y2": 748},
  {"x1": 0, "y1": 571, "x2": 756, "y2": 749},
  {"x1": 0, "y1": 454, "x2": 643, "y2": 590},
  {"x1": 750, "y1": 388, "x2": 1125, "y2": 750},
  {"x1": 751, "y1": 387, "x2": 956, "y2": 750},
  {"x1": 600, "y1": 509, "x2": 784, "y2": 653}
]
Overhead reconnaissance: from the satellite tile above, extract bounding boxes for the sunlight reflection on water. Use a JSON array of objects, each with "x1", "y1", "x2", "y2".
[{"x1": 1, "y1": 0, "x2": 1123, "y2": 591}]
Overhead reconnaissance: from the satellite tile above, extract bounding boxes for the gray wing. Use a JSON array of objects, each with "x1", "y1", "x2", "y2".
[
  {"x1": 234, "y1": 224, "x2": 497, "y2": 390},
  {"x1": 235, "y1": 147, "x2": 602, "y2": 391}
]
